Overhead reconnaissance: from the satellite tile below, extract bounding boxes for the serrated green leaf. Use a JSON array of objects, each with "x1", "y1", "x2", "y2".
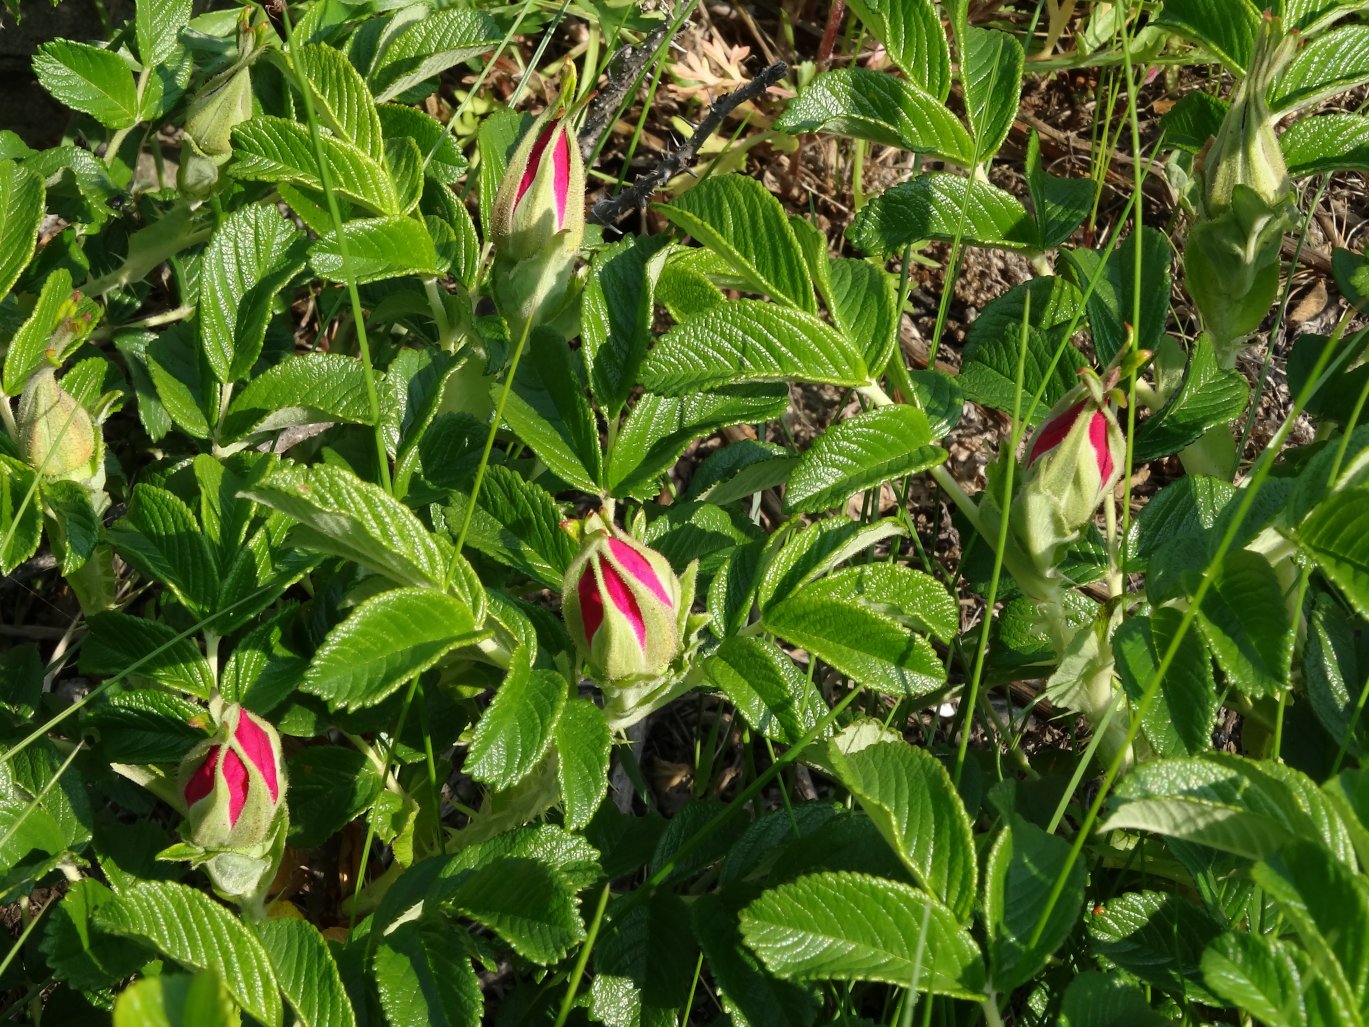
[
  {"x1": 1087, "y1": 890, "x2": 1224, "y2": 999},
  {"x1": 467, "y1": 651, "x2": 566, "y2": 789},
  {"x1": 1271, "y1": 24, "x2": 1369, "y2": 113},
  {"x1": 756, "y1": 517, "x2": 905, "y2": 612},
  {"x1": 231, "y1": 115, "x2": 400, "y2": 214},
  {"x1": 304, "y1": 587, "x2": 482, "y2": 710},
  {"x1": 1159, "y1": 91, "x2": 1229, "y2": 154},
  {"x1": 310, "y1": 216, "x2": 442, "y2": 284},
  {"x1": 828, "y1": 740, "x2": 976, "y2": 921},
  {"x1": 3, "y1": 268, "x2": 75, "y2": 395},
  {"x1": 106, "y1": 484, "x2": 218, "y2": 616},
  {"x1": 660, "y1": 176, "x2": 816, "y2": 311},
  {"x1": 641, "y1": 300, "x2": 867, "y2": 393},
  {"x1": 113, "y1": 970, "x2": 240, "y2": 1027},
  {"x1": 1135, "y1": 338, "x2": 1249, "y2": 460},
  {"x1": 775, "y1": 69, "x2": 974, "y2": 164},
  {"x1": 221, "y1": 352, "x2": 374, "y2": 441},
  {"x1": 1059, "y1": 227, "x2": 1172, "y2": 364},
  {"x1": 40, "y1": 879, "x2": 154, "y2": 992},
  {"x1": 1283, "y1": 113, "x2": 1369, "y2": 178},
  {"x1": 843, "y1": 0, "x2": 949, "y2": 98},
  {"x1": 582, "y1": 234, "x2": 669, "y2": 418},
  {"x1": 553, "y1": 698, "x2": 610, "y2": 830},
  {"x1": 244, "y1": 462, "x2": 447, "y2": 587},
  {"x1": 377, "y1": 104, "x2": 467, "y2": 184},
  {"x1": 962, "y1": 27, "x2": 1023, "y2": 159},
  {"x1": 254, "y1": 918, "x2": 356, "y2": 1027},
  {"x1": 0, "y1": 161, "x2": 44, "y2": 304},
  {"x1": 825, "y1": 257, "x2": 899, "y2": 374},
  {"x1": 1201, "y1": 933, "x2": 1306, "y2": 1027},
  {"x1": 1026, "y1": 130, "x2": 1091, "y2": 250},
  {"x1": 449, "y1": 857, "x2": 586, "y2": 964},
  {"x1": 80, "y1": 611, "x2": 214, "y2": 697},
  {"x1": 1196, "y1": 549, "x2": 1293, "y2": 699},
  {"x1": 0, "y1": 455, "x2": 42, "y2": 574},
  {"x1": 372, "y1": 919, "x2": 482, "y2": 1027},
  {"x1": 1102, "y1": 753, "x2": 1356, "y2": 864},
  {"x1": 1299, "y1": 487, "x2": 1369, "y2": 619},
  {"x1": 94, "y1": 881, "x2": 282, "y2": 1027},
  {"x1": 1059, "y1": 972, "x2": 1168, "y2": 1027},
  {"x1": 984, "y1": 817, "x2": 1084, "y2": 993},
  {"x1": 740, "y1": 871, "x2": 984, "y2": 997},
  {"x1": 286, "y1": 746, "x2": 384, "y2": 847},
  {"x1": 499, "y1": 328, "x2": 602, "y2": 493},
  {"x1": 1153, "y1": 0, "x2": 1261, "y2": 73},
  {"x1": 703, "y1": 636, "x2": 825, "y2": 745},
  {"x1": 293, "y1": 44, "x2": 384, "y2": 162},
  {"x1": 34, "y1": 40, "x2": 140, "y2": 128},
  {"x1": 1114, "y1": 606, "x2": 1216, "y2": 757},
  {"x1": 785, "y1": 405, "x2": 945, "y2": 514},
  {"x1": 370, "y1": 8, "x2": 500, "y2": 103},
  {"x1": 851, "y1": 172, "x2": 1038, "y2": 254},
  {"x1": 136, "y1": 0, "x2": 190, "y2": 66},
  {"x1": 606, "y1": 385, "x2": 790, "y2": 498},
  {"x1": 200, "y1": 205, "x2": 307, "y2": 383}
]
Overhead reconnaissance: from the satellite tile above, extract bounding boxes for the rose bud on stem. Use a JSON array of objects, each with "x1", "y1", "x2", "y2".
[
  {"x1": 179, "y1": 703, "x2": 286, "y2": 854},
  {"x1": 561, "y1": 514, "x2": 684, "y2": 687}
]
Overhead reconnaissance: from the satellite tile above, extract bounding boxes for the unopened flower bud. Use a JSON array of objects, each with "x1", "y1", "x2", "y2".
[
  {"x1": 1202, "y1": 14, "x2": 1298, "y2": 217},
  {"x1": 492, "y1": 107, "x2": 585, "y2": 265},
  {"x1": 179, "y1": 704, "x2": 285, "y2": 854},
  {"x1": 16, "y1": 367, "x2": 100, "y2": 482},
  {"x1": 1012, "y1": 375, "x2": 1125, "y2": 576},
  {"x1": 562, "y1": 517, "x2": 683, "y2": 685}
]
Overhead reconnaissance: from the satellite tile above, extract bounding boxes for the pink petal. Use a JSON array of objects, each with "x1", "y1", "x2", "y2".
[
  {"x1": 1029, "y1": 402, "x2": 1086, "y2": 464},
  {"x1": 183, "y1": 747, "x2": 221, "y2": 807},
  {"x1": 516, "y1": 126, "x2": 556, "y2": 209},
  {"x1": 221, "y1": 747, "x2": 250, "y2": 824},
  {"x1": 1088, "y1": 411, "x2": 1114, "y2": 483},
  {"x1": 608, "y1": 539, "x2": 672, "y2": 607},
  {"x1": 551, "y1": 128, "x2": 570, "y2": 227},
  {"x1": 600, "y1": 560, "x2": 647, "y2": 648},
  {"x1": 578, "y1": 563, "x2": 605, "y2": 643},
  {"x1": 235, "y1": 712, "x2": 279, "y2": 803}
]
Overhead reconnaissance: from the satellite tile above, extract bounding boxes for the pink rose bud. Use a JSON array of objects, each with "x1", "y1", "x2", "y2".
[
  {"x1": 561, "y1": 517, "x2": 683, "y2": 686},
  {"x1": 1012, "y1": 375, "x2": 1126, "y2": 576},
  {"x1": 178, "y1": 704, "x2": 285, "y2": 854},
  {"x1": 491, "y1": 106, "x2": 585, "y2": 266}
]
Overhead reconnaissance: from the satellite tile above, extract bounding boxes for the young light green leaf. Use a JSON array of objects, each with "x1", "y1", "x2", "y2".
[
  {"x1": 659, "y1": 175, "x2": 817, "y2": 311},
  {"x1": 4, "y1": 269, "x2": 75, "y2": 395},
  {"x1": 230, "y1": 116, "x2": 401, "y2": 214},
  {"x1": 254, "y1": 919, "x2": 357, "y2": 1027},
  {"x1": 0, "y1": 161, "x2": 44, "y2": 304},
  {"x1": 849, "y1": 172, "x2": 1038, "y2": 254},
  {"x1": 498, "y1": 328, "x2": 602, "y2": 494},
  {"x1": 112, "y1": 971, "x2": 239, "y2": 1027},
  {"x1": 739, "y1": 872, "x2": 985, "y2": 997},
  {"x1": 466, "y1": 652, "x2": 567, "y2": 790},
  {"x1": 293, "y1": 44, "x2": 385, "y2": 162},
  {"x1": 775, "y1": 69, "x2": 974, "y2": 164},
  {"x1": 372, "y1": 920, "x2": 482, "y2": 1027},
  {"x1": 553, "y1": 698, "x2": 610, "y2": 830},
  {"x1": 33, "y1": 40, "x2": 141, "y2": 128},
  {"x1": 0, "y1": 455, "x2": 42, "y2": 574},
  {"x1": 305, "y1": 587, "x2": 483, "y2": 711},
  {"x1": 962, "y1": 27, "x2": 1024, "y2": 159},
  {"x1": 843, "y1": 0, "x2": 949, "y2": 98},
  {"x1": 136, "y1": 0, "x2": 191, "y2": 66},
  {"x1": 310, "y1": 216, "x2": 442, "y2": 284},
  {"x1": 640, "y1": 300, "x2": 868, "y2": 393},
  {"x1": 827, "y1": 740, "x2": 977, "y2": 922},
  {"x1": 1283, "y1": 113, "x2": 1369, "y2": 178},
  {"x1": 370, "y1": 8, "x2": 500, "y2": 103},
  {"x1": 200, "y1": 205, "x2": 307, "y2": 383},
  {"x1": 1298, "y1": 487, "x2": 1369, "y2": 619},
  {"x1": 94, "y1": 881, "x2": 282, "y2": 1027},
  {"x1": 785, "y1": 405, "x2": 945, "y2": 514},
  {"x1": 703, "y1": 636, "x2": 825, "y2": 745},
  {"x1": 1153, "y1": 0, "x2": 1261, "y2": 73},
  {"x1": 984, "y1": 816, "x2": 1085, "y2": 993},
  {"x1": 243, "y1": 462, "x2": 448, "y2": 587}
]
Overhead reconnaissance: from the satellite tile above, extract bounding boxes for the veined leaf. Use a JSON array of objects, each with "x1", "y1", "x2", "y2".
[
  {"x1": 1282, "y1": 113, "x2": 1369, "y2": 178},
  {"x1": 3, "y1": 268, "x2": 76, "y2": 395},
  {"x1": 466, "y1": 652, "x2": 567, "y2": 790},
  {"x1": 310, "y1": 216, "x2": 442, "y2": 284},
  {"x1": 553, "y1": 699, "x2": 610, "y2": 830},
  {"x1": 1026, "y1": 131, "x2": 1091, "y2": 250},
  {"x1": 231, "y1": 116, "x2": 400, "y2": 214},
  {"x1": 200, "y1": 205, "x2": 307, "y2": 383},
  {"x1": 582, "y1": 234, "x2": 670, "y2": 419},
  {"x1": 641, "y1": 300, "x2": 868, "y2": 393},
  {"x1": 775, "y1": 69, "x2": 974, "y2": 164},
  {"x1": 1196, "y1": 549, "x2": 1293, "y2": 699},
  {"x1": 106, "y1": 484, "x2": 218, "y2": 617},
  {"x1": 372, "y1": 920, "x2": 481, "y2": 1027},
  {"x1": 1087, "y1": 890, "x2": 1224, "y2": 999},
  {"x1": 1299, "y1": 487, "x2": 1369, "y2": 619},
  {"x1": 94, "y1": 882, "x2": 282, "y2": 1027},
  {"x1": 254, "y1": 919, "x2": 357, "y2": 1027},
  {"x1": 33, "y1": 40, "x2": 140, "y2": 128},
  {"x1": 739, "y1": 872, "x2": 985, "y2": 997},
  {"x1": 136, "y1": 0, "x2": 191, "y2": 66},
  {"x1": 703, "y1": 636, "x2": 825, "y2": 745},
  {"x1": 221, "y1": 352, "x2": 374, "y2": 441},
  {"x1": 962, "y1": 27, "x2": 1024, "y2": 159},
  {"x1": 850, "y1": 172, "x2": 1038, "y2": 254},
  {"x1": 1201, "y1": 933, "x2": 1307, "y2": 1027},
  {"x1": 1133, "y1": 335, "x2": 1249, "y2": 461},
  {"x1": 1153, "y1": 0, "x2": 1261, "y2": 74},
  {"x1": 1270, "y1": 25, "x2": 1369, "y2": 113},
  {"x1": 294, "y1": 44, "x2": 385, "y2": 162},
  {"x1": 81, "y1": 611, "x2": 215, "y2": 697},
  {"x1": 825, "y1": 257, "x2": 899, "y2": 374},
  {"x1": 785, "y1": 405, "x2": 945, "y2": 514},
  {"x1": 0, "y1": 161, "x2": 44, "y2": 304},
  {"x1": 304, "y1": 587, "x2": 484, "y2": 711},
  {"x1": 844, "y1": 0, "x2": 949, "y2": 98},
  {"x1": 370, "y1": 8, "x2": 500, "y2": 103},
  {"x1": 659, "y1": 175, "x2": 817, "y2": 311}
]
